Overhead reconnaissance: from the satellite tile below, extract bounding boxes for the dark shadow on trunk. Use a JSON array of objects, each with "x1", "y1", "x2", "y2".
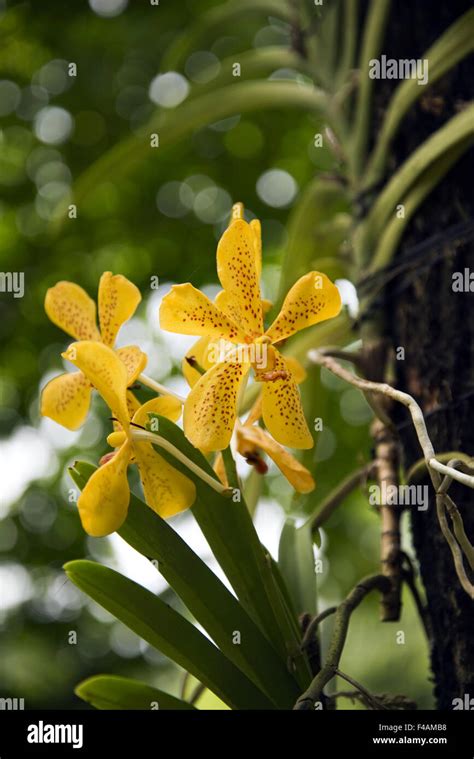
[{"x1": 365, "y1": 0, "x2": 474, "y2": 708}]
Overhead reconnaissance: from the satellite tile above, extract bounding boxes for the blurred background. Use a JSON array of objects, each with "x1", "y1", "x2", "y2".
[{"x1": 0, "y1": 0, "x2": 432, "y2": 709}]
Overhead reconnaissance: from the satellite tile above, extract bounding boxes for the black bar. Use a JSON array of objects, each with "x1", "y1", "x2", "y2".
[{"x1": 0, "y1": 710, "x2": 473, "y2": 757}]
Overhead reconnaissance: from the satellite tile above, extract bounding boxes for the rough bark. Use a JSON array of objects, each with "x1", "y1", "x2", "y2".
[{"x1": 368, "y1": 0, "x2": 474, "y2": 708}]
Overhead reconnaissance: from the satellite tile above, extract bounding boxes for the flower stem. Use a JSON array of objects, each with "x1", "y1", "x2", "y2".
[
  {"x1": 139, "y1": 373, "x2": 185, "y2": 403},
  {"x1": 131, "y1": 428, "x2": 232, "y2": 496}
]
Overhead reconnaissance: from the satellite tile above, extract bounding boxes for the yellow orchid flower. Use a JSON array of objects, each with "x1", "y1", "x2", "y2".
[
  {"x1": 62, "y1": 341, "x2": 196, "y2": 537},
  {"x1": 214, "y1": 367, "x2": 315, "y2": 494},
  {"x1": 160, "y1": 205, "x2": 342, "y2": 452},
  {"x1": 182, "y1": 218, "x2": 272, "y2": 390},
  {"x1": 183, "y1": 321, "x2": 314, "y2": 493},
  {"x1": 41, "y1": 272, "x2": 146, "y2": 430},
  {"x1": 236, "y1": 422, "x2": 315, "y2": 494}
]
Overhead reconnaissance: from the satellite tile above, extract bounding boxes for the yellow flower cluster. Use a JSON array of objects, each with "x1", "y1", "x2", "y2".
[{"x1": 41, "y1": 204, "x2": 341, "y2": 536}]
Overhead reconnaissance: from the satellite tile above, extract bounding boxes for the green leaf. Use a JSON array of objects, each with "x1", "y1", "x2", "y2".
[
  {"x1": 356, "y1": 104, "x2": 474, "y2": 265},
  {"x1": 278, "y1": 519, "x2": 317, "y2": 617},
  {"x1": 161, "y1": 0, "x2": 292, "y2": 70},
  {"x1": 182, "y1": 47, "x2": 315, "y2": 101},
  {"x1": 275, "y1": 176, "x2": 350, "y2": 312},
  {"x1": 313, "y1": 0, "x2": 340, "y2": 88},
  {"x1": 64, "y1": 560, "x2": 274, "y2": 711},
  {"x1": 336, "y1": 0, "x2": 359, "y2": 88},
  {"x1": 70, "y1": 461, "x2": 300, "y2": 709},
  {"x1": 351, "y1": 0, "x2": 392, "y2": 180},
  {"x1": 53, "y1": 80, "x2": 327, "y2": 231},
  {"x1": 75, "y1": 675, "x2": 196, "y2": 711},
  {"x1": 365, "y1": 8, "x2": 474, "y2": 187},
  {"x1": 313, "y1": 527, "x2": 322, "y2": 549},
  {"x1": 142, "y1": 417, "x2": 312, "y2": 688},
  {"x1": 364, "y1": 139, "x2": 471, "y2": 279},
  {"x1": 243, "y1": 468, "x2": 262, "y2": 518},
  {"x1": 136, "y1": 423, "x2": 285, "y2": 651}
]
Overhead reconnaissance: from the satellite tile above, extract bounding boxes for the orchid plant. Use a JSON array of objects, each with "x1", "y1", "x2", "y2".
[
  {"x1": 41, "y1": 203, "x2": 343, "y2": 710},
  {"x1": 33, "y1": 0, "x2": 474, "y2": 714},
  {"x1": 42, "y1": 201, "x2": 474, "y2": 711}
]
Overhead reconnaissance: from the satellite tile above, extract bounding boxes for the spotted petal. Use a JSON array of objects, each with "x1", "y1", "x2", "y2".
[
  {"x1": 125, "y1": 391, "x2": 141, "y2": 421},
  {"x1": 216, "y1": 219, "x2": 263, "y2": 339},
  {"x1": 133, "y1": 443, "x2": 196, "y2": 519},
  {"x1": 237, "y1": 424, "x2": 315, "y2": 493},
  {"x1": 77, "y1": 441, "x2": 132, "y2": 536},
  {"x1": 63, "y1": 341, "x2": 130, "y2": 430},
  {"x1": 133, "y1": 395, "x2": 183, "y2": 427},
  {"x1": 115, "y1": 345, "x2": 147, "y2": 385},
  {"x1": 182, "y1": 335, "x2": 235, "y2": 388},
  {"x1": 98, "y1": 272, "x2": 141, "y2": 347},
  {"x1": 250, "y1": 219, "x2": 262, "y2": 280},
  {"x1": 160, "y1": 283, "x2": 246, "y2": 343},
  {"x1": 45, "y1": 281, "x2": 101, "y2": 341},
  {"x1": 265, "y1": 271, "x2": 341, "y2": 344},
  {"x1": 261, "y1": 350, "x2": 313, "y2": 449},
  {"x1": 41, "y1": 371, "x2": 92, "y2": 430},
  {"x1": 283, "y1": 355, "x2": 307, "y2": 384},
  {"x1": 184, "y1": 358, "x2": 251, "y2": 452}
]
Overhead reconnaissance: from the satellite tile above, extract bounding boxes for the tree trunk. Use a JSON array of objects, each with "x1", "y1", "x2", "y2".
[{"x1": 369, "y1": 0, "x2": 474, "y2": 708}]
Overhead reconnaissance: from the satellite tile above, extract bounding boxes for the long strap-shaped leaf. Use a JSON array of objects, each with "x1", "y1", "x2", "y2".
[
  {"x1": 365, "y1": 8, "x2": 474, "y2": 187},
  {"x1": 65, "y1": 560, "x2": 274, "y2": 711},
  {"x1": 55, "y1": 80, "x2": 327, "y2": 225},
  {"x1": 76, "y1": 675, "x2": 197, "y2": 711},
  {"x1": 336, "y1": 0, "x2": 359, "y2": 89},
  {"x1": 275, "y1": 176, "x2": 350, "y2": 310},
  {"x1": 356, "y1": 104, "x2": 474, "y2": 265},
  {"x1": 70, "y1": 461, "x2": 300, "y2": 708},
  {"x1": 365, "y1": 139, "x2": 472, "y2": 280},
  {"x1": 147, "y1": 418, "x2": 289, "y2": 642},
  {"x1": 179, "y1": 47, "x2": 316, "y2": 102},
  {"x1": 162, "y1": 0, "x2": 293, "y2": 70},
  {"x1": 146, "y1": 416, "x2": 312, "y2": 688},
  {"x1": 351, "y1": 0, "x2": 392, "y2": 180},
  {"x1": 278, "y1": 519, "x2": 317, "y2": 618}
]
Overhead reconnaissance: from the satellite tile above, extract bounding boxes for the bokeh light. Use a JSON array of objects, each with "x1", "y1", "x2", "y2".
[
  {"x1": 185, "y1": 51, "x2": 220, "y2": 84},
  {"x1": 256, "y1": 168, "x2": 298, "y2": 208},
  {"x1": 34, "y1": 106, "x2": 74, "y2": 145},
  {"x1": 0, "y1": 80, "x2": 21, "y2": 116},
  {"x1": 89, "y1": 0, "x2": 128, "y2": 18},
  {"x1": 149, "y1": 72, "x2": 189, "y2": 108}
]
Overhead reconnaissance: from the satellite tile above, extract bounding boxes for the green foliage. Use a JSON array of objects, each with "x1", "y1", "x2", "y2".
[
  {"x1": 3, "y1": 0, "x2": 469, "y2": 710},
  {"x1": 357, "y1": 105, "x2": 474, "y2": 267},
  {"x1": 65, "y1": 559, "x2": 274, "y2": 710},
  {"x1": 76, "y1": 675, "x2": 197, "y2": 710},
  {"x1": 365, "y1": 8, "x2": 474, "y2": 186},
  {"x1": 278, "y1": 519, "x2": 317, "y2": 616},
  {"x1": 70, "y1": 460, "x2": 300, "y2": 708}
]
